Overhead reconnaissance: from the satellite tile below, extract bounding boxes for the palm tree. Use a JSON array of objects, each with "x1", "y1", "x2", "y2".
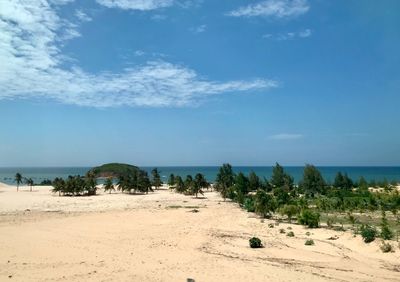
[
  {"x1": 26, "y1": 178, "x2": 34, "y2": 192},
  {"x1": 15, "y1": 173, "x2": 22, "y2": 192},
  {"x1": 192, "y1": 173, "x2": 207, "y2": 198},
  {"x1": 104, "y1": 177, "x2": 115, "y2": 194}
]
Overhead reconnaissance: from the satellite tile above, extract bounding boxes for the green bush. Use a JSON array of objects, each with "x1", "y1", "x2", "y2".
[
  {"x1": 360, "y1": 225, "x2": 377, "y2": 243},
  {"x1": 249, "y1": 237, "x2": 263, "y2": 248},
  {"x1": 380, "y1": 212, "x2": 394, "y2": 240},
  {"x1": 305, "y1": 232, "x2": 311, "y2": 236},
  {"x1": 287, "y1": 231, "x2": 295, "y2": 237},
  {"x1": 243, "y1": 197, "x2": 255, "y2": 212},
  {"x1": 305, "y1": 239, "x2": 315, "y2": 246},
  {"x1": 279, "y1": 228, "x2": 286, "y2": 234},
  {"x1": 380, "y1": 242, "x2": 393, "y2": 253},
  {"x1": 268, "y1": 223, "x2": 274, "y2": 228},
  {"x1": 298, "y1": 209, "x2": 320, "y2": 228}
]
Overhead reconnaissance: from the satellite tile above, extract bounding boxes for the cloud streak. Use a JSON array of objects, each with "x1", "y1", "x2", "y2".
[
  {"x1": 269, "y1": 134, "x2": 304, "y2": 140},
  {"x1": 263, "y1": 28, "x2": 312, "y2": 40},
  {"x1": 227, "y1": 0, "x2": 309, "y2": 18},
  {"x1": 0, "y1": 0, "x2": 277, "y2": 108}
]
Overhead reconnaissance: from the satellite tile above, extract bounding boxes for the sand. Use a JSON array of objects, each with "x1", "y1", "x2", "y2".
[{"x1": 0, "y1": 183, "x2": 399, "y2": 282}]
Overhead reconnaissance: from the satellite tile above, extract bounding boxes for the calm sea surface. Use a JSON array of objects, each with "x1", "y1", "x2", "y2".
[{"x1": 0, "y1": 166, "x2": 399, "y2": 185}]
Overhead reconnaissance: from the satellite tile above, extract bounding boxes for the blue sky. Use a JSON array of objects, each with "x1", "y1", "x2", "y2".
[{"x1": 0, "y1": 0, "x2": 399, "y2": 166}]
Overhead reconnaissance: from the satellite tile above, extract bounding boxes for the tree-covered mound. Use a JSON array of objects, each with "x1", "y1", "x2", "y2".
[{"x1": 88, "y1": 163, "x2": 140, "y2": 178}]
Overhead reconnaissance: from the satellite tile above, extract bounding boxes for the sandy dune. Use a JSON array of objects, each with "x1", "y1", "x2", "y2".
[{"x1": 0, "y1": 183, "x2": 399, "y2": 282}]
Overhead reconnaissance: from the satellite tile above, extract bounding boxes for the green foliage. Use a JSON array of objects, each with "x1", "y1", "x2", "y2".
[
  {"x1": 287, "y1": 231, "x2": 295, "y2": 237},
  {"x1": 15, "y1": 172, "x2": 22, "y2": 191},
  {"x1": 279, "y1": 204, "x2": 299, "y2": 222},
  {"x1": 184, "y1": 175, "x2": 193, "y2": 194},
  {"x1": 39, "y1": 179, "x2": 52, "y2": 185},
  {"x1": 234, "y1": 172, "x2": 249, "y2": 197},
  {"x1": 334, "y1": 172, "x2": 354, "y2": 190},
  {"x1": 254, "y1": 190, "x2": 277, "y2": 218},
  {"x1": 268, "y1": 223, "x2": 274, "y2": 228},
  {"x1": 243, "y1": 197, "x2": 255, "y2": 212},
  {"x1": 89, "y1": 163, "x2": 139, "y2": 178},
  {"x1": 103, "y1": 177, "x2": 115, "y2": 194},
  {"x1": 248, "y1": 171, "x2": 261, "y2": 191},
  {"x1": 305, "y1": 239, "x2": 315, "y2": 246},
  {"x1": 215, "y1": 163, "x2": 235, "y2": 200},
  {"x1": 360, "y1": 224, "x2": 377, "y2": 243},
  {"x1": 51, "y1": 175, "x2": 94, "y2": 196},
  {"x1": 174, "y1": 176, "x2": 186, "y2": 193},
  {"x1": 151, "y1": 168, "x2": 163, "y2": 190},
  {"x1": 300, "y1": 165, "x2": 326, "y2": 197},
  {"x1": 271, "y1": 163, "x2": 294, "y2": 190},
  {"x1": 25, "y1": 177, "x2": 34, "y2": 192},
  {"x1": 168, "y1": 174, "x2": 175, "y2": 187},
  {"x1": 298, "y1": 209, "x2": 320, "y2": 228},
  {"x1": 192, "y1": 173, "x2": 209, "y2": 197},
  {"x1": 380, "y1": 211, "x2": 394, "y2": 240},
  {"x1": 279, "y1": 228, "x2": 286, "y2": 234},
  {"x1": 380, "y1": 242, "x2": 393, "y2": 253},
  {"x1": 249, "y1": 237, "x2": 262, "y2": 248}
]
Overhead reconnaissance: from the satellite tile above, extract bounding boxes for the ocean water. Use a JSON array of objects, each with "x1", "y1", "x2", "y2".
[{"x1": 0, "y1": 166, "x2": 399, "y2": 185}]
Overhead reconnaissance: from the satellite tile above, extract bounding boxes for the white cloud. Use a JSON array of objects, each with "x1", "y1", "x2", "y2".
[
  {"x1": 227, "y1": 0, "x2": 309, "y2": 18},
  {"x1": 96, "y1": 0, "x2": 175, "y2": 10},
  {"x1": 75, "y1": 10, "x2": 92, "y2": 22},
  {"x1": 96, "y1": 0, "x2": 202, "y2": 11},
  {"x1": 269, "y1": 134, "x2": 304, "y2": 140},
  {"x1": 190, "y1": 24, "x2": 206, "y2": 34},
  {"x1": 263, "y1": 28, "x2": 312, "y2": 40},
  {"x1": 134, "y1": 50, "x2": 145, "y2": 56},
  {"x1": 298, "y1": 28, "x2": 311, "y2": 38},
  {"x1": 0, "y1": 0, "x2": 278, "y2": 108}
]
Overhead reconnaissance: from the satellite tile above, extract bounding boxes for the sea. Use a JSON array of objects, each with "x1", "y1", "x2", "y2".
[{"x1": 0, "y1": 166, "x2": 399, "y2": 185}]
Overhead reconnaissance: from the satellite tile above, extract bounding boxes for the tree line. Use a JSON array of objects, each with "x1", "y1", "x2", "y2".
[{"x1": 212, "y1": 163, "x2": 400, "y2": 242}]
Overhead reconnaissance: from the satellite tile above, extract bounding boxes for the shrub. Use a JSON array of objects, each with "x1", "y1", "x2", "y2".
[
  {"x1": 305, "y1": 239, "x2": 315, "y2": 246},
  {"x1": 298, "y1": 209, "x2": 320, "y2": 228},
  {"x1": 380, "y1": 242, "x2": 393, "y2": 253},
  {"x1": 360, "y1": 225, "x2": 377, "y2": 243},
  {"x1": 326, "y1": 217, "x2": 336, "y2": 228},
  {"x1": 279, "y1": 228, "x2": 286, "y2": 234},
  {"x1": 380, "y1": 212, "x2": 394, "y2": 240},
  {"x1": 287, "y1": 231, "x2": 295, "y2": 237},
  {"x1": 268, "y1": 223, "x2": 274, "y2": 228},
  {"x1": 305, "y1": 232, "x2": 311, "y2": 236},
  {"x1": 249, "y1": 237, "x2": 263, "y2": 248},
  {"x1": 243, "y1": 197, "x2": 255, "y2": 212}
]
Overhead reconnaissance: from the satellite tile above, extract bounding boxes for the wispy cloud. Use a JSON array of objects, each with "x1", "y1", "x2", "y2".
[
  {"x1": 75, "y1": 9, "x2": 92, "y2": 22},
  {"x1": 269, "y1": 134, "x2": 304, "y2": 140},
  {"x1": 190, "y1": 24, "x2": 206, "y2": 34},
  {"x1": 263, "y1": 28, "x2": 312, "y2": 40},
  {"x1": 0, "y1": 0, "x2": 277, "y2": 108},
  {"x1": 96, "y1": 0, "x2": 175, "y2": 10},
  {"x1": 227, "y1": 0, "x2": 309, "y2": 18},
  {"x1": 95, "y1": 0, "x2": 202, "y2": 11}
]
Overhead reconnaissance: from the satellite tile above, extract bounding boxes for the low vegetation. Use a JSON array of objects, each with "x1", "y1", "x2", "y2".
[
  {"x1": 249, "y1": 237, "x2": 263, "y2": 248},
  {"x1": 211, "y1": 163, "x2": 399, "y2": 248},
  {"x1": 305, "y1": 239, "x2": 315, "y2": 246}
]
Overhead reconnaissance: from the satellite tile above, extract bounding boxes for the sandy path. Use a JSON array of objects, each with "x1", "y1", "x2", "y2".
[{"x1": 0, "y1": 183, "x2": 399, "y2": 282}]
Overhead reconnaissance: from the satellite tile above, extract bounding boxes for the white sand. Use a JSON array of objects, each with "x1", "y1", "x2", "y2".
[{"x1": 0, "y1": 182, "x2": 399, "y2": 282}]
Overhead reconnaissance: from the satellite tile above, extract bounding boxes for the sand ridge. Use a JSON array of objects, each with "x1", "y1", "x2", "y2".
[{"x1": 0, "y1": 183, "x2": 399, "y2": 281}]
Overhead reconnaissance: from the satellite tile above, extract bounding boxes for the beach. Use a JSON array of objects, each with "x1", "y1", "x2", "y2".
[{"x1": 0, "y1": 182, "x2": 399, "y2": 282}]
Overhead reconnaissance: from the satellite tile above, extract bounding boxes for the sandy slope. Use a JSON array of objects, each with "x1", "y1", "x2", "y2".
[{"x1": 0, "y1": 183, "x2": 399, "y2": 282}]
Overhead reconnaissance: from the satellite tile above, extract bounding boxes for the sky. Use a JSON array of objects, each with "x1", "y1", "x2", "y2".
[{"x1": 0, "y1": 0, "x2": 399, "y2": 167}]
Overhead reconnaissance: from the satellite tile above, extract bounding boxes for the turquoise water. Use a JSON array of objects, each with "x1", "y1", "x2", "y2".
[{"x1": 0, "y1": 166, "x2": 399, "y2": 185}]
